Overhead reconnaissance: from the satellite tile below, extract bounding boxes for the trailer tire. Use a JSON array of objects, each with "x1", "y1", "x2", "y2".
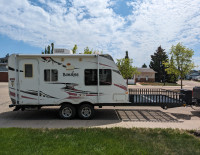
[
  {"x1": 59, "y1": 104, "x2": 76, "y2": 119},
  {"x1": 78, "y1": 104, "x2": 94, "y2": 120}
]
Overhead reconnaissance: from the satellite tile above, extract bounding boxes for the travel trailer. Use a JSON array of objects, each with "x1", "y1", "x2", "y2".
[
  {"x1": 8, "y1": 51, "x2": 129, "y2": 119},
  {"x1": 8, "y1": 50, "x2": 199, "y2": 120}
]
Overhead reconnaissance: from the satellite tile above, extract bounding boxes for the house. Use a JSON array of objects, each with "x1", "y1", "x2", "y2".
[
  {"x1": 0, "y1": 63, "x2": 8, "y2": 82},
  {"x1": 0, "y1": 55, "x2": 9, "y2": 82},
  {"x1": 135, "y1": 68, "x2": 156, "y2": 82}
]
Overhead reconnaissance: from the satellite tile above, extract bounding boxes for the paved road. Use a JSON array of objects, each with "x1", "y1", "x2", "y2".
[
  {"x1": 0, "y1": 82, "x2": 200, "y2": 129},
  {"x1": 177, "y1": 80, "x2": 200, "y2": 88}
]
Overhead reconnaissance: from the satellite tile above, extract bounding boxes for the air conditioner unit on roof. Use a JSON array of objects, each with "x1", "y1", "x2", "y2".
[{"x1": 53, "y1": 49, "x2": 73, "y2": 54}]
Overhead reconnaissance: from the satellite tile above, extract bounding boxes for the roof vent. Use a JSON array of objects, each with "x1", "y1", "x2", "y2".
[{"x1": 53, "y1": 49, "x2": 73, "y2": 54}]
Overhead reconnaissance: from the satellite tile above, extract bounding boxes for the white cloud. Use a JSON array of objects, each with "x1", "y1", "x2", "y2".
[
  {"x1": 193, "y1": 57, "x2": 200, "y2": 70},
  {"x1": 0, "y1": 0, "x2": 199, "y2": 68}
]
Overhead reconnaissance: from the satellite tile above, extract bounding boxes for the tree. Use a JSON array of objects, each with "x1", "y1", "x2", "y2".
[
  {"x1": 84, "y1": 47, "x2": 92, "y2": 54},
  {"x1": 47, "y1": 45, "x2": 51, "y2": 54},
  {"x1": 142, "y1": 63, "x2": 147, "y2": 68},
  {"x1": 45, "y1": 47, "x2": 47, "y2": 54},
  {"x1": 116, "y1": 58, "x2": 137, "y2": 84},
  {"x1": 93, "y1": 50, "x2": 102, "y2": 54},
  {"x1": 149, "y1": 46, "x2": 168, "y2": 82},
  {"x1": 51, "y1": 43, "x2": 54, "y2": 54},
  {"x1": 42, "y1": 43, "x2": 54, "y2": 54},
  {"x1": 166, "y1": 55, "x2": 178, "y2": 83},
  {"x1": 163, "y1": 43, "x2": 194, "y2": 89},
  {"x1": 5, "y1": 53, "x2": 9, "y2": 57},
  {"x1": 72, "y1": 44, "x2": 78, "y2": 54},
  {"x1": 125, "y1": 51, "x2": 129, "y2": 59}
]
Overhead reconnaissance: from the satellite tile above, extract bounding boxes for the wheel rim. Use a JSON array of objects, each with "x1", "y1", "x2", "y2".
[
  {"x1": 62, "y1": 107, "x2": 72, "y2": 118},
  {"x1": 81, "y1": 107, "x2": 91, "y2": 117}
]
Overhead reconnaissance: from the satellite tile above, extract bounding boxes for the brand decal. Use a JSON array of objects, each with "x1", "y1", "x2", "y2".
[
  {"x1": 10, "y1": 78, "x2": 15, "y2": 87},
  {"x1": 66, "y1": 63, "x2": 75, "y2": 70},
  {"x1": 63, "y1": 71, "x2": 79, "y2": 77}
]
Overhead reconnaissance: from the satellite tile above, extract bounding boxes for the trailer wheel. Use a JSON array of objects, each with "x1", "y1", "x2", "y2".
[
  {"x1": 59, "y1": 104, "x2": 76, "y2": 119},
  {"x1": 162, "y1": 105, "x2": 168, "y2": 110},
  {"x1": 78, "y1": 104, "x2": 94, "y2": 120}
]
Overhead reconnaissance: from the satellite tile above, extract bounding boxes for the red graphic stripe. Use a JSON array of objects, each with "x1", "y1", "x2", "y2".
[
  {"x1": 99, "y1": 63, "x2": 113, "y2": 68},
  {"x1": 89, "y1": 61, "x2": 113, "y2": 68},
  {"x1": 86, "y1": 94, "x2": 98, "y2": 96},
  {"x1": 114, "y1": 84, "x2": 127, "y2": 91},
  {"x1": 67, "y1": 96, "x2": 81, "y2": 99},
  {"x1": 21, "y1": 96, "x2": 37, "y2": 100},
  {"x1": 10, "y1": 91, "x2": 15, "y2": 97},
  {"x1": 65, "y1": 91, "x2": 80, "y2": 99},
  {"x1": 67, "y1": 92, "x2": 77, "y2": 96}
]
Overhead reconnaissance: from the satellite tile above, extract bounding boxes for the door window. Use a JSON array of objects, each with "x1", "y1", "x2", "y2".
[{"x1": 24, "y1": 64, "x2": 33, "y2": 78}]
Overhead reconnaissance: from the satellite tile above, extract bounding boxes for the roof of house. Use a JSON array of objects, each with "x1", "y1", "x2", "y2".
[
  {"x1": 0, "y1": 56, "x2": 8, "y2": 63},
  {"x1": 137, "y1": 68, "x2": 156, "y2": 73}
]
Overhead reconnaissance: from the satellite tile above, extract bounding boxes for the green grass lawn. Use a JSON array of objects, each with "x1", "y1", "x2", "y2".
[
  {"x1": 0, "y1": 128, "x2": 200, "y2": 155},
  {"x1": 139, "y1": 82, "x2": 181, "y2": 86}
]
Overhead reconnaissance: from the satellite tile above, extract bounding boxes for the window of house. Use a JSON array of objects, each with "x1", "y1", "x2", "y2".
[
  {"x1": 25, "y1": 64, "x2": 33, "y2": 78},
  {"x1": 44, "y1": 69, "x2": 58, "y2": 81},
  {"x1": 146, "y1": 76, "x2": 148, "y2": 81},
  {"x1": 85, "y1": 69, "x2": 112, "y2": 85}
]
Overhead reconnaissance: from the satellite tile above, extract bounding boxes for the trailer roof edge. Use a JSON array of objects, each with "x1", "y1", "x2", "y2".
[{"x1": 12, "y1": 54, "x2": 99, "y2": 57}]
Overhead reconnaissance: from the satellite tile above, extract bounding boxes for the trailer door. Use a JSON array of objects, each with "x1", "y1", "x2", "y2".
[{"x1": 19, "y1": 59, "x2": 39, "y2": 104}]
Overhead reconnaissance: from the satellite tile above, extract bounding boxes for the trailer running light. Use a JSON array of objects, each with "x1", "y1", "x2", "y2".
[
  {"x1": 126, "y1": 91, "x2": 129, "y2": 94},
  {"x1": 183, "y1": 104, "x2": 186, "y2": 107}
]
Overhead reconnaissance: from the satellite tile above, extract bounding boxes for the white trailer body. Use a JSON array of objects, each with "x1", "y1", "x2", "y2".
[{"x1": 8, "y1": 53, "x2": 128, "y2": 119}]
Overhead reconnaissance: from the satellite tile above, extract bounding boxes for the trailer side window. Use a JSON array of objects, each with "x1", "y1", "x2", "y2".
[
  {"x1": 51, "y1": 69, "x2": 58, "y2": 81},
  {"x1": 85, "y1": 69, "x2": 112, "y2": 85},
  {"x1": 44, "y1": 69, "x2": 58, "y2": 81},
  {"x1": 25, "y1": 64, "x2": 33, "y2": 78},
  {"x1": 44, "y1": 69, "x2": 50, "y2": 81},
  {"x1": 100, "y1": 69, "x2": 112, "y2": 85},
  {"x1": 85, "y1": 69, "x2": 97, "y2": 85}
]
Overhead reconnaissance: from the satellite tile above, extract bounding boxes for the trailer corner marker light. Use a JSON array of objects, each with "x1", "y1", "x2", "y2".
[
  {"x1": 67, "y1": 63, "x2": 71, "y2": 66},
  {"x1": 126, "y1": 91, "x2": 129, "y2": 94}
]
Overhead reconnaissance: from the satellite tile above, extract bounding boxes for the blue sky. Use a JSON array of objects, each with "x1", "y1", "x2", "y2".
[{"x1": 0, "y1": 0, "x2": 199, "y2": 69}]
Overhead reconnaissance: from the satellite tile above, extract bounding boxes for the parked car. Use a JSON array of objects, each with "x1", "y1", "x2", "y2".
[
  {"x1": 187, "y1": 73, "x2": 200, "y2": 80},
  {"x1": 194, "y1": 76, "x2": 200, "y2": 81}
]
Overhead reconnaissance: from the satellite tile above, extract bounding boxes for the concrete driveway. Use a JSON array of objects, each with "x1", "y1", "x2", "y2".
[{"x1": 0, "y1": 82, "x2": 200, "y2": 129}]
